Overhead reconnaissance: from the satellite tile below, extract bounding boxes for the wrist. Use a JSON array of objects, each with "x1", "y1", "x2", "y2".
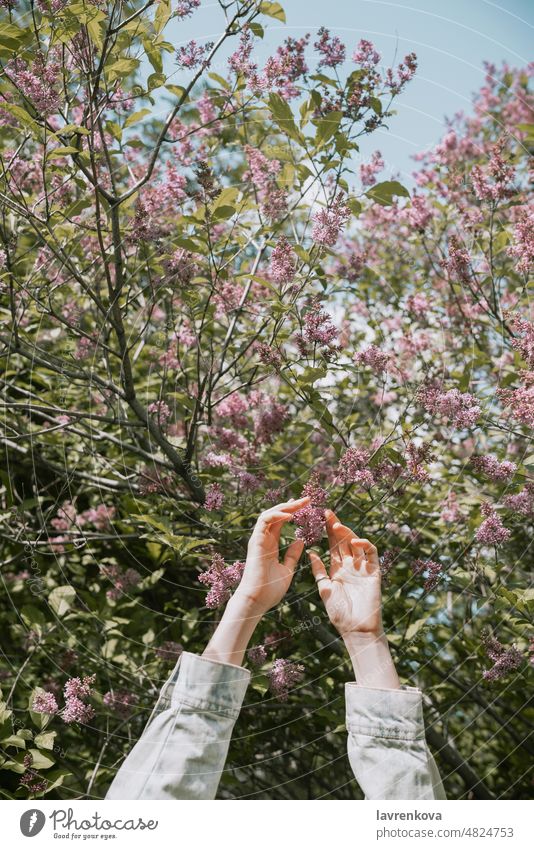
[
  {"x1": 226, "y1": 590, "x2": 264, "y2": 626},
  {"x1": 342, "y1": 630, "x2": 400, "y2": 689}
]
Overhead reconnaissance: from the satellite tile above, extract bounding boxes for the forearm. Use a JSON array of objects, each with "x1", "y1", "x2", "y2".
[
  {"x1": 342, "y1": 631, "x2": 400, "y2": 689},
  {"x1": 202, "y1": 591, "x2": 262, "y2": 667}
]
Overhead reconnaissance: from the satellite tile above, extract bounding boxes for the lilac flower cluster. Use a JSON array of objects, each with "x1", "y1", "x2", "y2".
[
  {"x1": 311, "y1": 193, "x2": 351, "y2": 246},
  {"x1": 267, "y1": 658, "x2": 305, "y2": 701},
  {"x1": 32, "y1": 690, "x2": 59, "y2": 715},
  {"x1": 268, "y1": 235, "x2": 296, "y2": 285},
  {"x1": 176, "y1": 39, "x2": 213, "y2": 70},
  {"x1": 353, "y1": 344, "x2": 389, "y2": 374},
  {"x1": 475, "y1": 502, "x2": 511, "y2": 545},
  {"x1": 100, "y1": 563, "x2": 142, "y2": 601},
  {"x1": 314, "y1": 27, "x2": 346, "y2": 68},
  {"x1": 417, "y1": 382, "x2": 481, "y2": 429},
  {"x1": 293, "y1": 474, "x2": 328, "y2": 545},
  {"x1": 336, "y1": 446, "x2": 374, "y2": 489},
  {"x1": 204, "y1": 483, "x2": 224, "y2": 511},
  {"x1": 247, "y1": 644, "x2": 268, "y2": 666},
  {"x1": 7, "y1": 52, "x2": 61, "y2": 116},
  {"x1": 503, "y1": 483, "x2": 534, "y2": 516},
  {"x1": 482, "y1": 634, "x2": 523, "y2": 682},
  {"x1": 405, "y1": 442, "x2": 435, "y2": 483},
  {"x1": 497, "y1": 371, "x2": 534, "y2": 428},
  {"x1": 298, "y1": 297, "x2": 340, "y2": 356},
  {"x1": 147, "y1": 400, "x2": 172, "y2": 427},
  {"x1": 412, "y1": 558, "x2": 443, "y2": 591},
  {"x1": 506, "y1": 312, "x2": 534, "y2": 368},
  {"x1": 19, "y1": 752, "x2": 48, "y2": 795},
  {"x1": 62, "y1": 674, "x2": 96, "y2": 724},
  {"x1": 471, "y1": 454, "x2": 517, "y2": 482},
  {"x1": 507, "y1": 204, "x2": 534, "y2": 274},
  {"x1": 103, "y1": 690, "x2": 139, "y2": 720},
  {"x1": 198, "y1": 553, "x2": 245, "y2": 608}
]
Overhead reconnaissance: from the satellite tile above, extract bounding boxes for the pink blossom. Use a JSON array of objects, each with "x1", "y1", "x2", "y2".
[
  {"x1": 254, "y1": 35, "x2": 310, "y2": 100},
  {"x1": 198, "y1": 553, "x2": 245, "y2": 608},
  {"x1": 32, "y1": 691, "x2": 59, "y2": 715},
  {"x1": 267, "y1": 658, "x2": 304, "y2": 700},
  {"x1": 176, "y1": 39, "x2": 213, "y2": 69},
  {"x1": 62, "y1": 696, "x2": 95, "y2": 725},
  {"x1": 441, "y1": 235, "x2": 472, "y2": 282},
  {"x1": 228, "y1": 27, "x2": 257, "y2": 78},
  {"x1": 80, "y1": 503, "x2": 116, "y2": 530},
  {"x1": 51, "y1": 500, "x2": 78, "y2": 531},
  {"x1": 360, "y1": 151, "x2": 384, "y2": 188},
  {"x1": 293, "y1": 474, "x2": 328, "y2": 544},
  {"x1": 406, "y1": 292, "x2": 430, "y2": 316},
  {"x1": 405, "y1": 194, "x2": 433, "y2": 231},
  {"x1": 63, "y1": 674, "x2": 95, "y2": 701},
  {"x1": 405, "y1": 442, "x2": 434, "y2": 483},
  {"x1": 103, "y1": 690, "x2": 139, "y2": 719},
  {"x1": 412, "y1": 558, "x2": 443, "y2": 591},
  {"x1": 101, "y1": 564, "x2": 142, "y2": 600},
  {"x1": 311, "y1": 193, "x2": 351, "y2": 246},
  {"x1": 506, "y1": 311, "x2": 534, "y2": 368},
  {"x1": 471, "y1": 454, "x2": 517, "y2": 482},
  {"x1": 299, "y1": 297, "x2": 339, "y2": 350},
  {"x1": 503, "y1": 483, "x2": 534, "y2": 516},
  {"x1": 497, "y1": 371, "x2": 534, "y2": 427},
  {"x1": 507, "y1": 205, "x2": 534, "y2": 274},
  {"x1": 353, "y1": 344, "x2": 389, "y2": 373},
  {"x1": 336, "y1": 446, "x2": 375, "y2": 489},
  {"x1": 7, "y1": 52, "x2": 61, "y2": 116},
  {"x1": 254, "y1": 400, "x2": 289, "y2": 444},
  {"x1": 352, "y1": 39, "x2": 381, "y2": 67},
  {"x1": 440, "y1": 491, "x2": 466, "y2": 523},
  {"x1": 482, "y1": 634, "x2": 523, "y2": 681},
  {"x1": 176, "y1": 0, "x2": 201, "y2": 16},
  {"x1": 138, "y1": 465, "x2": 174, "y2": 494},
  {"x1": 204, "y1": 483, "x2": 224, "y2": 510},
  {"x1": 475, "y1": 503, "x2": 511, "y2": 545},
  {"x1": 314, "y1": 27, "x2": 346, "y2": 68},
  {"x1": 269, "y1": 236, "x2": 296, "y2": 285},
  {"x1": 256, "y1": 342, "x2": 283, "y2": 369},
  {"x1": 247, "y1": 645, "x2": 268, "y2": 666},
  {"x1": 74, "y1": 335, "x2": 97, "y2": 361},
  {"x1": 417, "y1": 382, "x2": 481, "y2": 429},
  {"x1": 147, "y1": 400, "x2": 172, "y2": 427}
]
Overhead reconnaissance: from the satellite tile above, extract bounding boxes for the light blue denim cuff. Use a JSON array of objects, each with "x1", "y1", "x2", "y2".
[
  {"x1": 345, "y1": 684, "x2": 425, "y2": 741},
  {"x1": 160, "y1": 651, "x2": 251, "y2": 719}
]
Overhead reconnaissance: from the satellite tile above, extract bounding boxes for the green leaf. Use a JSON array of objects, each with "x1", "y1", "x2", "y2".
[
  {"x1": 365, "y1": 180, "x2": 410, "y2": 206},
  {"x1": 259, "y1": 1, "x2": 286, "y2": 22},
  {"x1": 48, "y1": 146, "x2": 80, "y2": 157},
  {"x1": 124, "y1": 108, "x2": 151, "y2": 129},
  {"x1": 34, "y1": 731, "x2": 56, "y2": 751},
  {"x1": 347, "y1": 197, "x2": 362, "y2": 216},
  {"x1": 314, "y1": 110, "x2": 343, "y2": 148},
  {"x1": 154, "y1": 0, "x2": 172, "y2": 34},
  {"x1": 27, "y1": 748, "x2": 55, "y2": 770},
  {"x1": 48, "y1": 585, "x2": 76, "y2": 617},
  {"x1": 165, "y1": 84, "x2": 186, "y2": 100},
  {"x1": 211, "y1": 205, "x2": 235, "y2": 221},
  {"x1": 106, "y1": 58, "x2": 140, "y2": 84},
  {"x1": 268, "y1": 93, "x2": 300, "y2": 141},
  {"x1": 249, "y1": 22, "x2": 265, "y2": 38}
]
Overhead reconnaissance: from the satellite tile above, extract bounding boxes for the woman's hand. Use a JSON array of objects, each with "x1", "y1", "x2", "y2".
[
  {"x1": 309, "y1": 509, "x2": 399, "y2": 688},
  {"x1": 235, "y1": 496, "x2": 310, "y2": 616},
  {"x1": 203, "y1": 497, "x2": 309, "y2": 667},
  {"x1": 308, "y1": 509, "x2": 383, "y2": 637}
]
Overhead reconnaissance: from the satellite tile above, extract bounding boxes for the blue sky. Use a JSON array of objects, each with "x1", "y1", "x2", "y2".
[{"x1": 161, "y1": 0, "x2": 533, "y2": 184}]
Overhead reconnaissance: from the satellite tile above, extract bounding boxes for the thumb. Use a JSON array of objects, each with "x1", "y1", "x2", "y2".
[
  {"x1": 283, "y1": 538, "x2": 304, "y2": 572},
  {"x1": 308, "y1": 550, "x2": 332, "y2": 601}
]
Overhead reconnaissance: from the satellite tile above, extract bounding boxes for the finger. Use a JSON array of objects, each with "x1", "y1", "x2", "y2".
[
  {"x1": 332, "y1": 521, "x2": 353, "y2": 557},
  {"x1": 283, "y1": 538, "x2": 304, "y2": 571},
  {"x1": 309, "y1": 550, "x2": 332, "y2": 601},
  {"x1": 325, "y1": 509, "x2": 342, "y2": 567},
  {"x1": 270, "y1": 496, "x2": 311, "y2": 514},
  {"x1": 350, "y1": 537, "x2": 379, "y2": 573}
]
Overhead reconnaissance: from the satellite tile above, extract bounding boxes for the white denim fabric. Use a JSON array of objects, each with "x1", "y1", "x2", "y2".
[{"x1": 106, "y1": 651, "x2": 445, "y2": 800}]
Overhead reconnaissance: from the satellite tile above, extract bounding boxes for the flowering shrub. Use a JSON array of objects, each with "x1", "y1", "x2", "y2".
[{"x1": 0, "y1": 2, "x2": 531, "y2": 800}]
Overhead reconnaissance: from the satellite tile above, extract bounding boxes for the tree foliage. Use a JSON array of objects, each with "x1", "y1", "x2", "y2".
[{"x1": 0, "y1": 1, "x2": 532, "y2": 800}]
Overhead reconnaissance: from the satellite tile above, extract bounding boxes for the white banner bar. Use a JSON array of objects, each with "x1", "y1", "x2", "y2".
[{"x1": 2, "y1": 799, "x2": 531, "y2": 849}]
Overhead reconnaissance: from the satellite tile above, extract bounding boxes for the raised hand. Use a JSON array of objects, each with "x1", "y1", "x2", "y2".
[
  {"x1": 236, "y1": 496, "x2": 310, "y2": 615},
  {"x1": 308, "y1": 509, "x2": 383, "y2": 637}
]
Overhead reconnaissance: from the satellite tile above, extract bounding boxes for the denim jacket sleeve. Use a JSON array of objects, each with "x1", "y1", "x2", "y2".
[
  {"x1": 105, "y1": 651, "x2": 250, "y2": 800},
  {"x1": 345, "y1": 683, "x2": 446, "y2": 800}
]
